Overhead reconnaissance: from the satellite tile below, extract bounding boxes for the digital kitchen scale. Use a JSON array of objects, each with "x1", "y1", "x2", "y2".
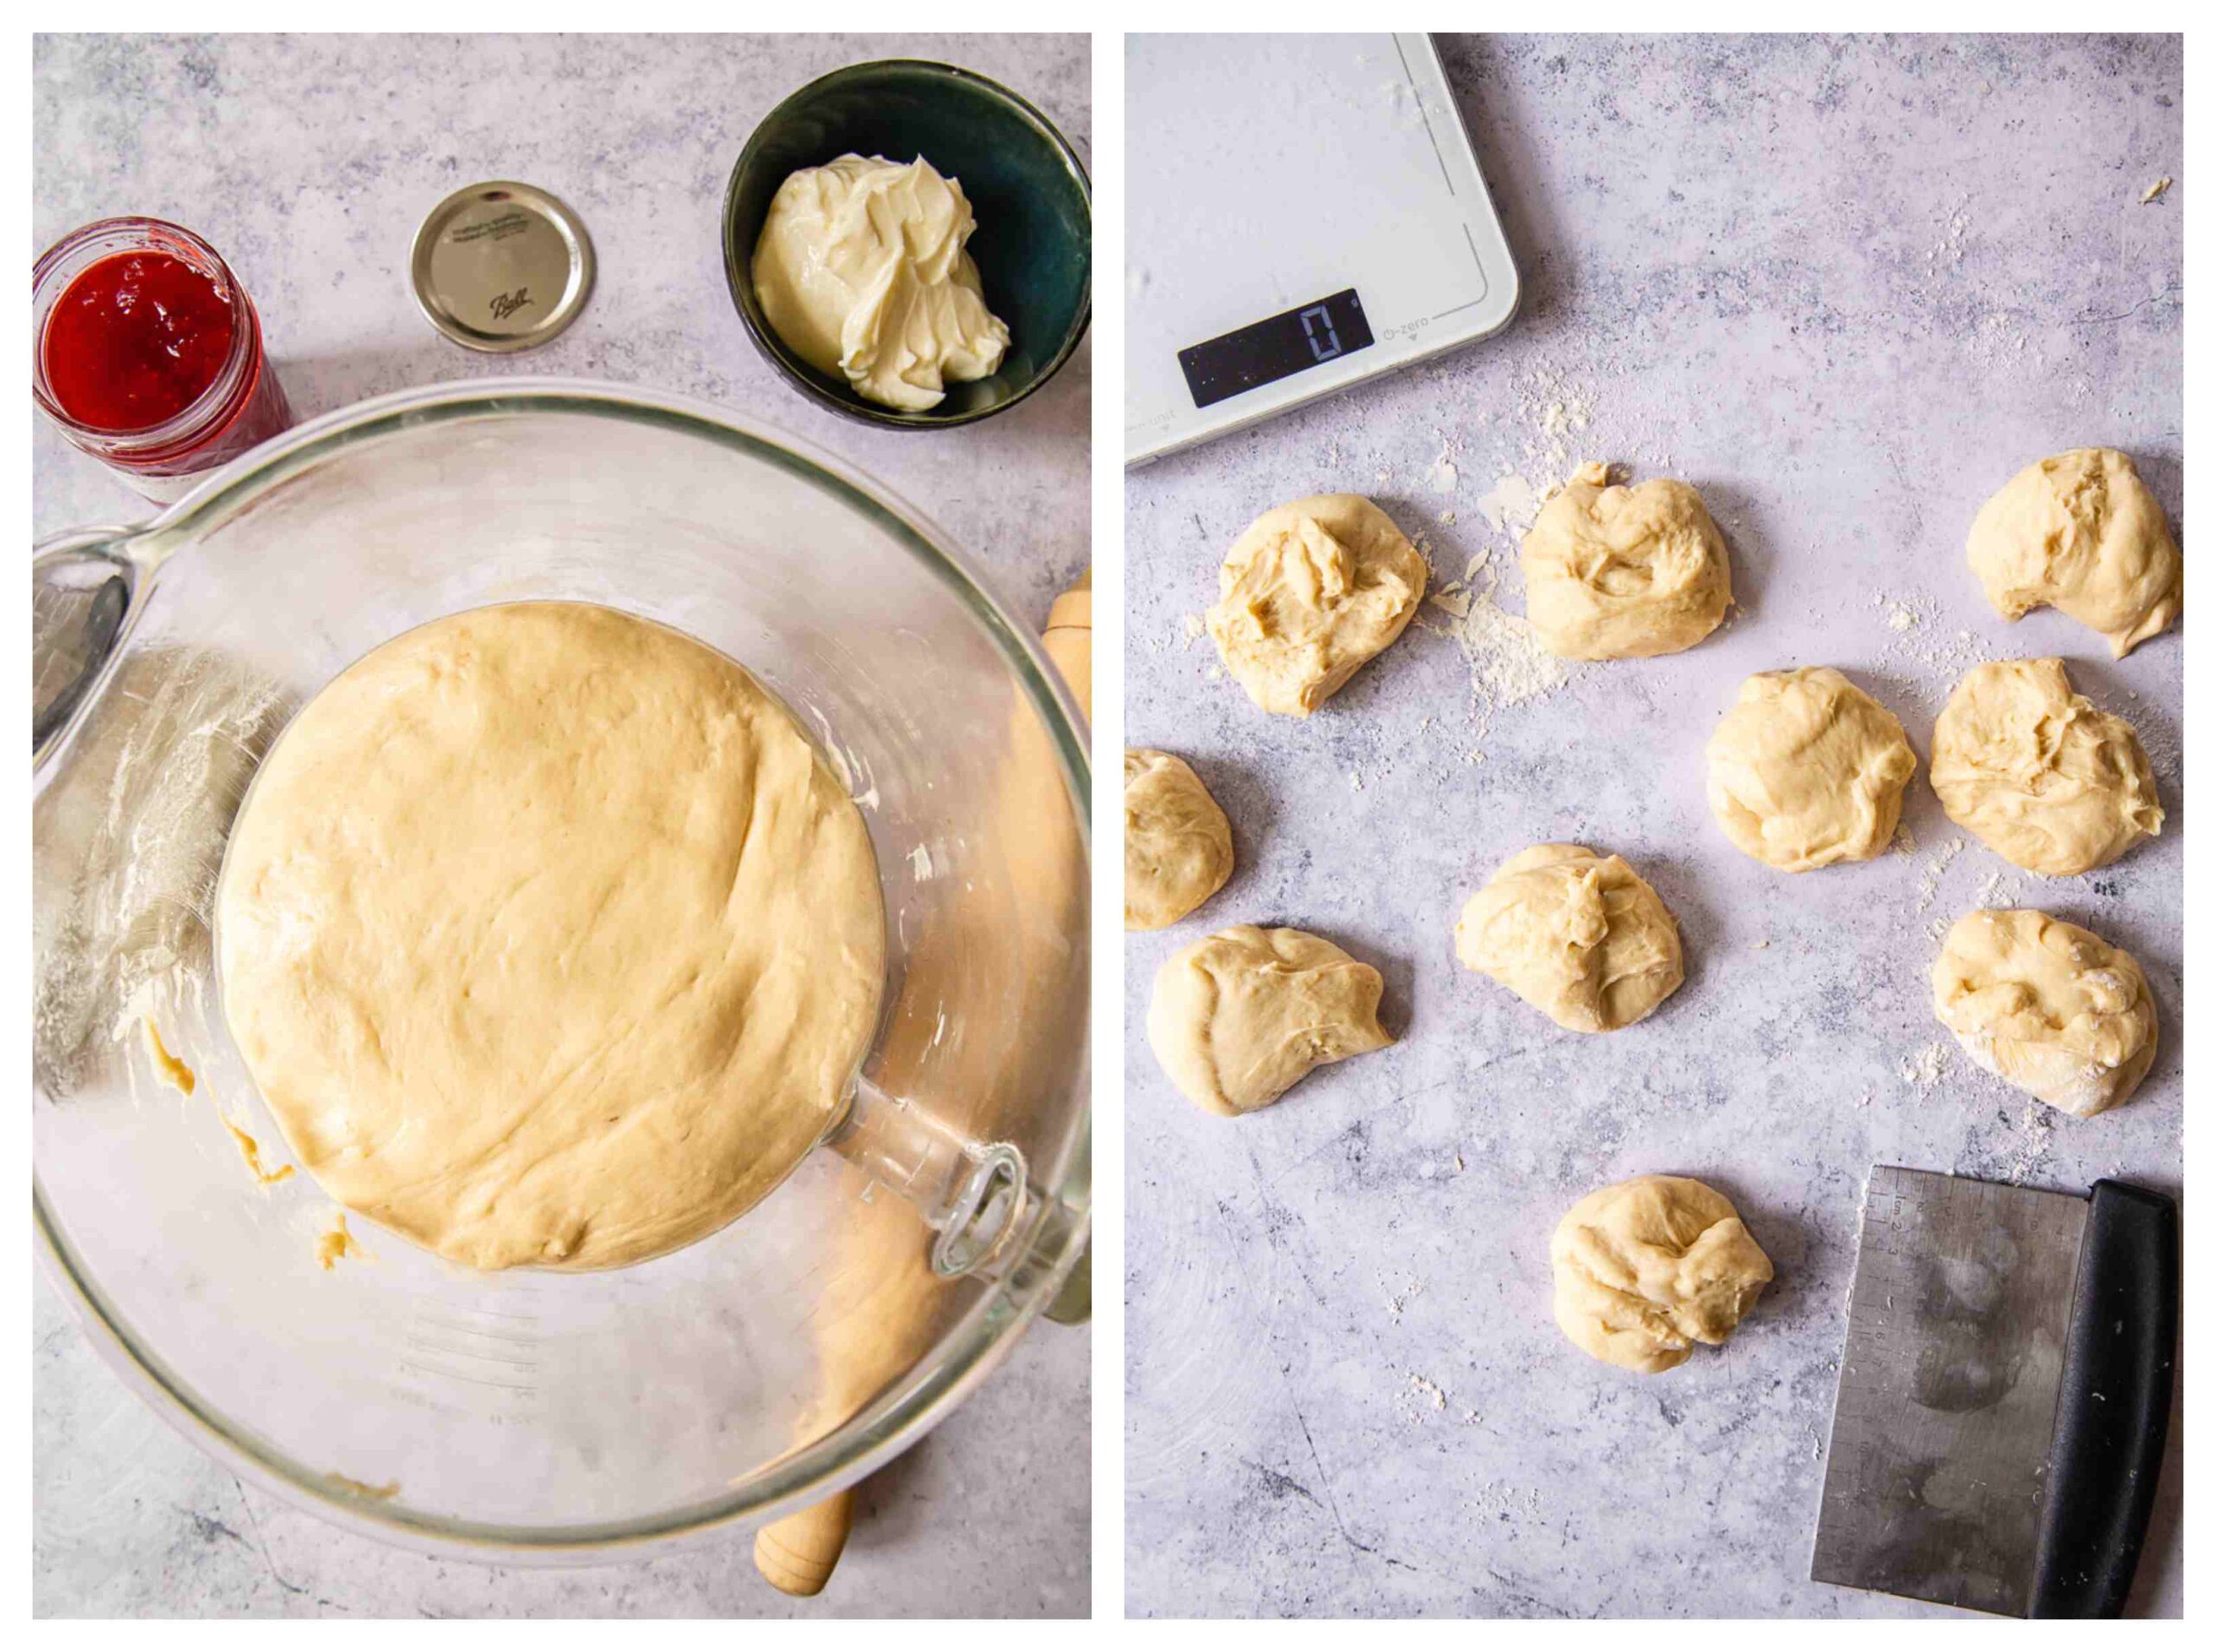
[{"x1": 1126, "y1": 33, "x2": 1520, "y2": 466}]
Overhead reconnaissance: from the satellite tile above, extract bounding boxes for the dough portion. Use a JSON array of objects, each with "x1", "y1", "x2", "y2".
[
  {"x1": 751, "y1": 154, "x2": 1010, "y2": 412},
  {"x1": 1124, "y1": 749, "x2": 1234, "y2": 930},
  {"x1": 1932, "y1": 909, "x2": 2157, "y2": 1119},
  {"x1": 1551, "y1": 1175, "x2": 1773, "y2": 1373},
  {"x1": 1967, "y1": 447, "x2": 2181, "y2": 658},
  {"x1": 1455, "y1": 845, "x2": 1684, "y2": 1032},
  {"x1": 1929, "y1": 657, "x2": 2161, "y2": 877},
  {"x1": 1521, "y1": 462, "x2": 1732, "y2": 659},
  {"x1": 1207, "y1": 494, "x2": 1427, "y2": 716},
  {"x1": 1148, "y1": 925, "x2": 1391, "y2": 1116},
  {"x1": 218, "y1": 603, "x2": 885, "y2": 1271},
  {"x1": 1706, "y1": 666, "x2": 1916, "y2": 871}
]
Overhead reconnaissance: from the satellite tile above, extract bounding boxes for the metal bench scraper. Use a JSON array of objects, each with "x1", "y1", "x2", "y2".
[{"x1": 1811, "y1": 1167, "x2": 2176, "y2": 1617}]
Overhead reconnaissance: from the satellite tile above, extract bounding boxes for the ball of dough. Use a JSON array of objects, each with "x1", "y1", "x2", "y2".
[
  {"x1": 1520, "y1": 462, "x2": 1732, "y2": 660},
  {"x1": 1932, "y1": 909, "x2": 2157, "y2": 1119},
  {"x1": 1124, "y1": 749, "x2": 1234, "y2": 930},
  {"x1": 1551, "y1": 1175, "x2": 1774, "y2": 1373},
  {"x1": 1929, "y1": 657, "x2": 2161, "y2": 877},
  {"x1": 1967, "y1": 447, "x2": 2181, "y2": 659},
  {"x1": 218, "y1": 603, "x2": 885, "y2": 1271},
  {"x1": 1454, "y1": 845, "x2": 1684, "y2": 1032},
  {"x1": 1206, "y1": 494, "x2": 1427, "y2": 717},
  {"x1": 1705, "y1": 666, "x2": 1917, "y2": 871},
  {"x1": 1148, "y1": 925, "x2": 1392, "y2": 1116}
]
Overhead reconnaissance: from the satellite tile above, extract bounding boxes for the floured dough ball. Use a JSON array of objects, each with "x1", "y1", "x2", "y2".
[
  {"x1": 1148, "y1": 925, "x2": 1392, "y2": 1116},
  {"x1": 1520, "y1": 462, "x2": 1732, "y2": 659},
  {"x1": 1207, "y1": 493, "x2": 1426, "y2": 716},
  {"x1": 1930, "y1": 658, "x2": 2161, "y2": 876},
  {"x1": 1550, "y1": 1175, "x2": 1774, "y2": 1373},
  {"x1": 1455, "y1": 845, "x2": 1683, "y2": 1032},
  {"x1": 1932, "y1": 909, "x2": 2157, "y2": 1118},
  {"x1": 1967, "y1": 447, "x2": 2181, "y2": 658},
  {"x1": 218, "y1": 603, "x2": 885, "y2": 1271},
  {"x1": 1124, "y1": 749, "x2": 1234, "y2": 929},
  {"x1": 1705, "y1": 666, "x2": 1916, "y2": 871}
]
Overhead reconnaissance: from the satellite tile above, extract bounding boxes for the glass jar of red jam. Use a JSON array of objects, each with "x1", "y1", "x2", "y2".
[{"x1": 33, "y1": 217, "x2": 294, "y2": 504}]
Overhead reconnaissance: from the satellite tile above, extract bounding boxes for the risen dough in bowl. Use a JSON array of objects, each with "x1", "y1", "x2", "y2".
[
  {"x1": 1931, "y1": 908, "x2": 2157, "y2": 1119},
  {"x1": 1520, "y1": 463, "x2": 1731, "y2": 659},
  {"x1": 1706, "y1": 666, "x2": 1916, "y2": 871},
  {"x1": 217, "y1": 602, "x2": 885, "y2": 1271}
]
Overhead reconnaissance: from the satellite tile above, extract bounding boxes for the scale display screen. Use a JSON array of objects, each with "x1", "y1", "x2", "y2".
[{"x1": 1176, "y1": 289, "x2": 1375, "y2": 410}]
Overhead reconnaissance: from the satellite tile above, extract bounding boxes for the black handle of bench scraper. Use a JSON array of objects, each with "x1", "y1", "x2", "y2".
[{"x1": 2027, "y1": 1179, "x2": 2178, "y2": 1617}]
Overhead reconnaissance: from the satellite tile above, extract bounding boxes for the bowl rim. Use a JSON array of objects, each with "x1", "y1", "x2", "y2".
[
  {"x1": 32, "y1": 374, "x2": 1092, "y2": 1562},
  {"x1": 719, "y1": 56, "x2": 1093, "y2": 431}
]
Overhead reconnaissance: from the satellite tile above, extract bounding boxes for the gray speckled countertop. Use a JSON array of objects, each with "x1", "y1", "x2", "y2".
[
  {"x1": 1124, "y1": 34, "x2": 2181, "y2": 1618},
  {"x1": 33, "y1": 32, "x2": 1088, "y2": 1619}
]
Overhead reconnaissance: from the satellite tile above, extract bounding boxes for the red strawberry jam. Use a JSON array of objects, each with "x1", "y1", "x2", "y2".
[{"x1": 42, "y1": 249, "x2": 240, "y2": 433}]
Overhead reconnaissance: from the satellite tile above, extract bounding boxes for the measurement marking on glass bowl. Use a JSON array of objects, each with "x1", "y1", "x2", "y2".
[
  {"x1": 403, "y1": 1333, "x2": 541, "y2": 1372},
  {"x1": 401, "y1": 1304, "x2": 545, "y2": 1395},
  {"x1": 428, "y1": 1302, "x2": 538, "y2": 1321},
  {"x1": 399, "y1": 1359, "x2": 540, "y2": 1395},
  {"x1": 409, "y1": 1310, "x2": 542, "y2": 1347}
]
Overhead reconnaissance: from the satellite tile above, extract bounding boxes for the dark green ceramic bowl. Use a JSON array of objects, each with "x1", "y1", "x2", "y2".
[{"x1": 724, "y1": 60, "x2": 1092, "y2": 430}]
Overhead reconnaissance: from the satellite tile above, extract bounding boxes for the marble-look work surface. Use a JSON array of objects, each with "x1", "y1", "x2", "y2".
[
  {"x1": 33, "y1": 33, "x2": 1089, "y2": 1619},
  {"x1": 1124, "y1": 35, "x2": 2181, "y2": 1618}
]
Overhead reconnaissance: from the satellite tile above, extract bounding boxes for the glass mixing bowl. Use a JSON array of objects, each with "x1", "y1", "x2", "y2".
[{"x1": 31, "y1": 378, "x2": 1090, "y2": 1559}]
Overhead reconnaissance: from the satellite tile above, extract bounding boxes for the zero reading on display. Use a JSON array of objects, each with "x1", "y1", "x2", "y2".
[{"x1": 1176, "y1": 288, "x2": 1376, "y2": 410}]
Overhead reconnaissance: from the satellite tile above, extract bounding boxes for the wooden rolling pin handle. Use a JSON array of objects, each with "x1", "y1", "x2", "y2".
[
  {"x1": 754, "y1": 572, "x2": 1090, "y2": 1604},
  {"x1": 754, "y1": 1488, "x2": 855, "y2": 1597},
  {"x1": 1042, "y1": 574, "x2": 1092, "y2": 722}
]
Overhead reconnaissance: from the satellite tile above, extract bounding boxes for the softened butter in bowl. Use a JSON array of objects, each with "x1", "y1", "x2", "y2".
[
  {"x1": 753, "y1": 154, "x2": 1011, "y2": 413},
  {"x1": 724, "y1": 58, "x2": 1091, "y2": 429}
]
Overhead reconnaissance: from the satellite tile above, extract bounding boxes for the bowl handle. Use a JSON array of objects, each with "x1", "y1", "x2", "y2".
[
  {"x1": 828, "y1": 1077, "x2": 1087, "y2": 1318},
  {"x1": 828, "y1": 1077, "x2": 1033, "y2": 1274},
  {"x1": 32, "y1": 526, "x2": 149, "y2": 775}
]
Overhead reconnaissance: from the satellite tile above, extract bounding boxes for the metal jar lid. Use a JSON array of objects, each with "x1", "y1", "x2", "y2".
[{"x1": 409, "y1": 180, "x2": 595, "y2": 352}]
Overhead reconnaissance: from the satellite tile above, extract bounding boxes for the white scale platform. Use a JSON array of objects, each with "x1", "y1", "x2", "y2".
[{"x1": 1126, "y1": 33, "x2": 1520, "y2": 466}]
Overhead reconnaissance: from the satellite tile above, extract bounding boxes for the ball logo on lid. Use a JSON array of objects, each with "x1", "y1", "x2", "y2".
[{"x1": 410, "y1": 180, "x2": 594, "y2": 352}]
